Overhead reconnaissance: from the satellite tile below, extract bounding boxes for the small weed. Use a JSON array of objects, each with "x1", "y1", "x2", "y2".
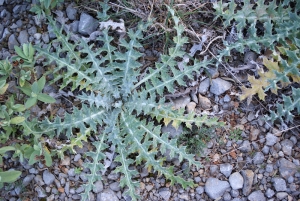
[{"x1": 228, "y1": 128, "x2": 242, "y2": 141}]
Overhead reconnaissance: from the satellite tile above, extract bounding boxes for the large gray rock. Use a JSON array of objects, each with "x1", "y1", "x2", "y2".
[
  {"x1": 159, "y1": 188, "x2": 171, "y2": 201},
  {"x1": 205, "y1": 178, "x2": 230, "y2": 199},
  {"x1": 248, "y1": 190, "x2": 266, "y2": 201},
  {"x1": 78, "y1": 13, "x2": 98, "y2": 36},
  {"x1": 229, "y1": 172, "x2": 244, "y2": 189},
  {"x1": 272, "y1": 177, "x2": 287, "y2": 191},
  {"x1": 278, "y1": 158, "x2": 297, "y2": 179},
  {"x1": 8, "y1": 34, "x2": 19, "y2": 50},
  {"x1": 97, "y1": 189, "x2": 119, "y2": 201},
  {"x1": 241, "y1": 169, "x2": 254, "y2": 196},
  {"x1": 210, "y1": 78, "x2": 232, "y2": 95},
  {"x1": 239, "y1": 140, "x2": 251, "y2": 153},
  {"x1": 220, "y1": 163, "x2": 233, "y2": 177}
]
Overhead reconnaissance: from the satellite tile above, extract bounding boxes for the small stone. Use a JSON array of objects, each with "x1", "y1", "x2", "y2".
[
  {"x1": 68, "y1": 168, "x2": 76, "y2": 177},
  {"x1": 198, "y1": 94, "x2": 211, "y2": 109},
  {"x1": 265, "y1": 164, "x2": 274, "y2": 173},
  {"x1": 205, "y1": 178, "x2": 230, "y2": 199},
  {"x1": 272, "y1": 177, "x2": 287, "y2": 191},
  {"x1": 252, "y1": 152, "x2": 264, "y2": 165},
  {"x1": 34, "y1": 33, "x2": 42, "y2": 40},
  {"x1": 281, "y1": 139, "x2": 293, "y2": 156},
  {"x1": 93, "y1": 181, "x2": 104, "y2": 193},
  {"x1": 250, "y1": 129, "x2": 260, "y2": 141},
  {"x1": 266, "y1": 133, "x2": 278, "y2": 146},
  {"x1": 194, "y1": 176, "x2": 201, "y2": 183},
  {"x1": 61, "y1": 156, "x2": 71, "y2": 166},
  {"x1": 28, "y1": 26, "x2": 37, "y2": 35},
  {"x1": 220, "y1": 163, "x2": 233, "y2": 177},
  {"x1": 70, "y1": 21, "x2": 79, "y2": 33},
  {"x1": 244, "y1": 51, "x2": 257, "y2": 64},
  {"x1": 210, "y1": 78, "x2": 232, "y2": 95},
  {"x1": 78, "y1": 13, "x2": 99, "y2": 36},
  {"x1": 231, "y1": 189, "x2": 240, "y2": 197},
  {"x1": 172, "y1": 96, "x2": 190, "y2": 109},
  {"x1": 223, "y1": 94, "x2": 231, "y2": 102},
  {"x1": 207, "y1": 68, "x2": 219, "y2": 79},
  {"x1": 36, "y1": 186, "x2": 47, "y2": 197},
  {"x1": 8, "y1": 34, "x2": 19, "y2": 50},
  {"x1": 265, "y1": 188, "x2": 275, "y2": 198},
  {"x1": 276, "y1": 192, "x2": 288, "y2": 200},
  {"x1": 239, "y1": 140, "x2": 251, "y2": 153},
  {"x1": 34, "y1": 175, "x2": 45, "y2": 186},
  {"x1": 109, "y1": 182, "x2": 120, "y2": 192},
  {"x1": 229, "y1": 172, "x2": 244, "y2": 190},
  {"x1": 159, "y1": 189, "x2": 171, "y2": 201},
  {"x1": 43, "y1": 170, "x2": 55, "y2": 185},
  {"x1": 198, "y1": 78, "x2": 210, "y2": 95},
  {"x1": 47, "y1": 194, "x2": 55, "y2": 201},
  {"x1": 107, "y1": 172, "x2": 120, "y2": 180},
  {"x1": 262, "y1": 145, "x2": 269, "y2": 154},
  {"x1": 161, "y1": 122, "x2": 183, "y2": 139},
  {"x1": 241, "y1": 170, "x2": 254, "y2": 196},
  {"x1": 13, "y1": 5, "x2": 22, "y2": 14},
  {"x1": 66, "y1": 5, "x2": 77, "y2": 20},
  {"x1": 278, "y1": 158, "x2": 297, "y2": 179},
  {"x1": 223, "y1": 192, "x2": 232, "y2": 201},
  {"x1": 17, "y1": 30, "x2": 29, "y2": 44},
  {"x1": 22, "y1": 175, "x2": 34, "y2": 187},
  {"x1": 42, "y1": 33, "x2": 50, "y2": 44},
  {"x1": 248, "y1": 190, "x2": 266, "y2": 201},
  {"x1": 195, "y1": 186, "x2": 204, "y2": 194},
  {"x1": 74, "y1": 154, "x2": 81, "y2": 162},
  {"x1": 186, "y1": 102, "x2": 196, "y2": 113}
]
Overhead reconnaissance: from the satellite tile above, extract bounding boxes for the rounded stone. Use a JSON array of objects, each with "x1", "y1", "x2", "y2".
[
  {"x1": 229, "y1": 172, "x2": 244, "y2": 190},
  {"x1": 205, "y1": 178, "x2": 230, "y2": 199}
]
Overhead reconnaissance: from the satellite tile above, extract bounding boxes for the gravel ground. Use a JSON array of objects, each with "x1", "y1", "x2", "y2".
[{"x1": 0, "y1": 1, "x2": 299, "y2": 201}]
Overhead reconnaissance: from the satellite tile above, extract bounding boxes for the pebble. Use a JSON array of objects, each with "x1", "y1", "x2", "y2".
[
  {"x1": 172, "y1": 96, "x2": 190, "y2": 109},
  {"x1": 272, "y1": 177, "x2": 287, "y2": 191},
  {"x1": 68, "y1": 168, "x2": 76, "y2": 177},
  {"x1": 74, "y1": 154, "x2": 81, "y2": 162},
  {"x1": 241, "y1": 170, "x2": 254, "y2": 196},
  {"x1": 159, "y1": 188, "x2": 171, "y2": 201},
  {"x1": 36, "y1": 186, "x2": 47, "y2": 197},
  {"x1": 42, "y1": 32, "x2": 50, "y2": 44},
  {"x1": 108, "y1": 172, "x2": 120, "y2": 180},
  {"x1": 223, "y1": 94, "x2": 231, "y2": 102},
  {"x1": 281, "y1": 139, "x2": 293, "y2": 156},
  {"x1": 239, "y1": 140, "x2": 251, "y2": 153},
  {"x1": 198, "y1": 78, "x2": 210, "y2": 94},
  {"x1": 250, "y1": 128, "x2": 260, "y2": 141},
  {"x1": 195, "y1": 186, "x2": 204, "y2": 194},
  {"x1": 278, "y1": 158, "x2": 297, "y2": 179},
  {"x1": 8, "y1": 34, "x2": 19, "y2": 50},
  {"x1": 43, "y1": 170, "x2": 55, "y2": 185},
  {"x1": 78, "y1": 13, "x2": 99, "y2": 36},
  {"x1": 22, "y1": 175, "x2": 35, "y2": 187},
  {"x1": 199, "y1": 94, "x2": 211, "y2": 109},
  {"x1": 110, "y1": 182, "x2": 121, "y2": 192},
  {"x1": 265, "y1": 188, "x2": 275, "y2": 198},
  {"x1": 262, "y1": 145, "x2": 269, "y2": 154},
  {"x1": 186, "y1": 102, "x2": 196, "y2": 113},
  {"x1": 34, "y1": 175, "x2": 45, "y2": 186},
  {"x1": 266, "y1": 133, "x2": 278, "y2": 146},
  {"x1": 60, "y1": 156, "x2": 71, "y2": 166},
  {"x1": 248, "y1": 190, "x2": 266, "y2": 201},
  {"x1": 252, "y1": 152, "x2": 264, "y2": 164},
  {"x1": 210, "y1": 78, "x2": 232, "y2": 95},
  {"x1": 205, "y1": 178, "x2": 230, "y2": 199},
  {"x1": 229, "y1": 172, "x2": 244, "y2": 189},
  {"x1": 17, "y1": 30, "x2": 28, "y2": 44},
  {"x1": 66, "y1": 4, "x2": 77, "y2": 20}
]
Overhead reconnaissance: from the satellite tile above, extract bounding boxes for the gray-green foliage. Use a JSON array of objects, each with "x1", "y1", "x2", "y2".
[
  {"x1": 213, "y1": 0, "x2": 300, "y2": 123},
  {"x1": 34, "y1": 6, "x2": 222, "y2": 200}
]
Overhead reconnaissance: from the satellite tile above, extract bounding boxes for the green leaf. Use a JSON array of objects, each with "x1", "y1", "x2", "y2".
[
  {"x1": 37, "y1": 93, "x2": 55, "y2": 103},
  {"x1": 28, "y1": 150, "x2": 40, "y2": 165},
  {"x1": 0, "y1": 83, "x2": 8, "y2": 95},
  {"x1": 11, "y1": 104, "x2": 26, "y2": 112},
  {"x1": 29, "y1": 43, "x2": 35, "y2": 60},
  {"x1": 19, "y1": 85, "x2": 32, "y2": 96},
  {"x1": 31, "y1": 82, "x2": 40, "y2": 94},
  {"x1": 25, "y1": 97, "x2": 37, "y2": 108},
  {"x1": 23, "y1": 43, "x2": 29, "y2": 57},
  {"x1": 43, "y1": 147, "x2": 52, "y2": 166},
  {"x1": 14, "y1": 46, "x2": 27, "y2": 59},
  {"x1": 37, "y1": 76, "x2": 46, "y2": 92},
  {"x1": 0, "y1": 170, "x2": 21, "y2": 183},
  {"x1": 0, "y1": 146, "x2": 15, "y2": 155},
  {"x1": 10, "y1": 116, "x2": 25, "y2": 124},
  {"x1": 44, "y1": 0, "x2": 51, "y2": 9}
]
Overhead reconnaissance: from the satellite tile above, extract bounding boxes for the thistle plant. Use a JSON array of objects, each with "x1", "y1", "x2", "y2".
[{"x1": 28, "y1": 6, "x2": 223, "y2": 200}]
